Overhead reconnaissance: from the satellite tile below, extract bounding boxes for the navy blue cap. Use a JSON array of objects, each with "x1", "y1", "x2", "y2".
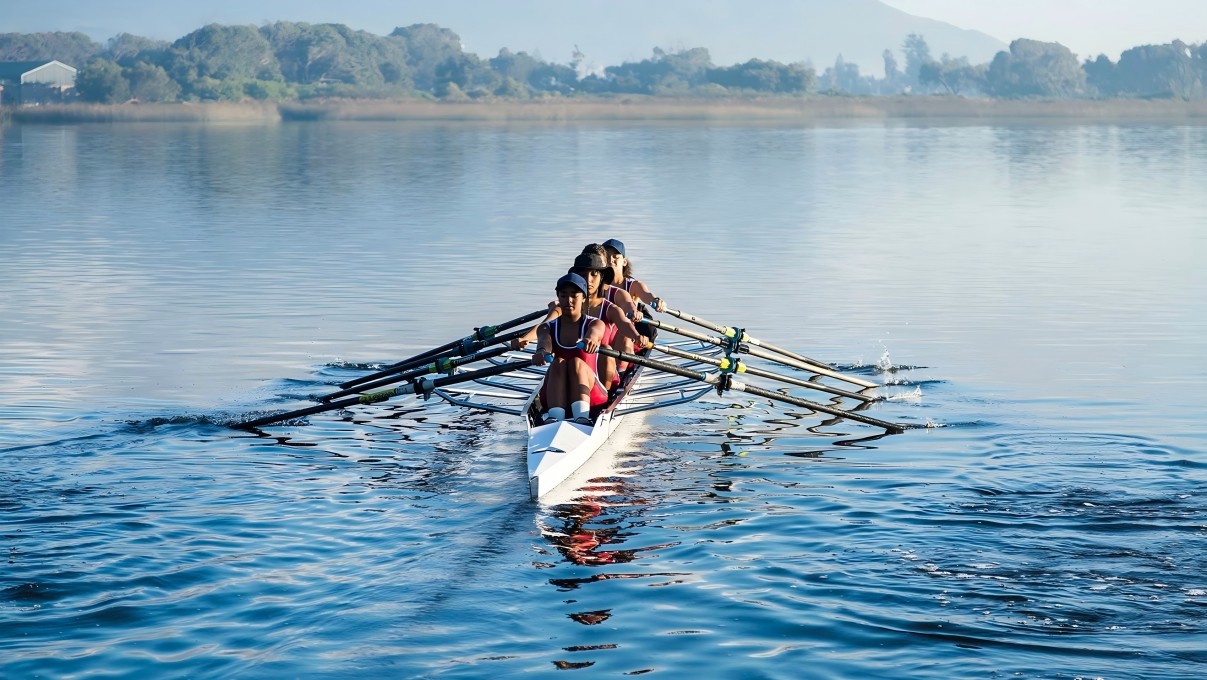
[
  {"x1": 556, "y1": 273, "x2": 588, "y2": 297},
  {"x1": 602, "y1": 238, "x2": 625, "y2": 256}
]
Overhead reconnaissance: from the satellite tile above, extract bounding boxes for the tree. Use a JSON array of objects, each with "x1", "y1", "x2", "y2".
[
  {"x1": 494, "y1": 76, "x2": 529, "y2": 98},
  {"x1": 0, "y1": 31, "x2": 101, "y2": 65},
  {"x1": 918, "y1": 55, "x2": 986, "y2": 95},
  {"x1": 1111, "y1": 41, "x2": 1204, "y2": 100},
  {"x1": 602, "y1": 47, "x2": 713, "y2": 94},
  {"x1": 882, "y1": 48, "x2": 902, "y2": 90},
  {"x1": 985, "y1": 39, "x2": 1086, "y2": 98},
  {"x1": 125, "y1": 62, "x2": 180, "y2": 102},
  {"x1": 164, "y1": 23, "x2": 283, "y2": 98},
  {"x1": 106, "y1": 33, "x2": 169, "y2": 67},
  {"x1": 820, "y1": 55, "x2": 871, "y2": 94},
  {"x1": 1083, "y1": 54, "x2": 1117, "y2": 97},
  {"x1": 75, "y1": 59, "x2": 131, "y2": 103},
  {"x1": 527, "y1": 62, "x2": 579, "y2": 94},
  {"x1": 434, "y1": 52, "x2": 500, "y2": 97},
  {"x1": 262, "y1": 22, "x2": 411, "y2": 91},
  {"x1": 489, "y1": 48, "x2": 541, "y2": 84},
  {"x1": 390, "y1": 24, "x2": 464, "y2": 92},
  {"x1": 902, "y1": 34, "x2": 933, "y2": 88}
]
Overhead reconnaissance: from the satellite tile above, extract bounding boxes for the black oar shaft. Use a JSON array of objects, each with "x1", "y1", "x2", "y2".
[
  {"x1": 662, "y1": 307, "x2": 833, "y2": 370},
  {"x1": 320, "y1": 346, "x2": 511, "y2": 403},
  {"x1": 599, "y1": 347, "x2": 902, "y2": 433},
  {"x1": 653, "y1": 343, "x2": 873, "y2": 402},
  {"x1": 233, "y1": 359, "x2": 532, "y2": 430},
  {"x1": 339, "y1": 309, "x2": 545, "y2": 390},
  {"x1": 641, "y1": 318, "x2": 878, "y2": 389},
  {"x1": 340, "y1": 326, "x2": 530, "y2": 390}
]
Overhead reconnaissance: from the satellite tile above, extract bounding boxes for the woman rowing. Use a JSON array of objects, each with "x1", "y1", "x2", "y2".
[
  {"x1": 570, "y1": 251, "x2": 644, "y2": 389},
  {"x1": 514, "y1": 250, "x2": 643, "y2": 387},
  {"x1": 581, "y1": 243, "x2": 640, "y2": 320},
  {"x1": 601, "y1": 238, "x2": 665, "y2": 312},
  {"x1": 532, "y1": 273, "x2": 608, "y2": 425}
]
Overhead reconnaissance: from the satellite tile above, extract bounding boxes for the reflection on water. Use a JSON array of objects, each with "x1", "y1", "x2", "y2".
[{"x1": 2, "y1": 120, "x2": 1206, "y2": 677}]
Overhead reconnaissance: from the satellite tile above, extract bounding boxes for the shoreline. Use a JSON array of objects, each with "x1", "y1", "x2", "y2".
[{"x1": 6, "y1": 96, "x2": 1207, "y2": 124}]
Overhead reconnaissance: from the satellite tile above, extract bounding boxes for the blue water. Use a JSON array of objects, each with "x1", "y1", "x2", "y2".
[{"x1": 2, "y1": 120, "x2": 1206, "y2": 678}]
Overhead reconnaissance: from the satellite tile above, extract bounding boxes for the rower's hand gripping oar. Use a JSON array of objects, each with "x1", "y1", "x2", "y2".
[
  {"x1": 338, "y1": 309, "x2": 546, "y2": 391},
  {"x1": 232, "y1": 358, "x2": 532, "y2": 430},
  {"x1": 639, "y1": 317, "x2": 877, "y2": 390},
  {"x1": 597, "y1": 347, "x2": 905, "y2": 433}
]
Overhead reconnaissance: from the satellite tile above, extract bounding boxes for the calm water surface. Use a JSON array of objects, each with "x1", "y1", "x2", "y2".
[{"x1": 1, "y1": 120, "x2": 1205, "y2": 678}]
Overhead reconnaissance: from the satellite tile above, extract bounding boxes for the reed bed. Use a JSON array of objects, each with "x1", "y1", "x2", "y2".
[
  {"x1": 6, "y1": 96, "x2": 1207, "y2": 125},
  {"x1": 280, "y1": 96, "x2": 1207, "y2": 122},
  {"x1": 9, "y1": 102, "x2": 281, "y2": 124}
]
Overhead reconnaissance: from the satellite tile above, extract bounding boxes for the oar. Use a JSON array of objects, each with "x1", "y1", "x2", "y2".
[
  {"x1": 320, "y1": 345, "x2": 512, "y2": 403},
  {"x1": 639, "y1": 318, "x2": 878, "y2": 390},
  {"x1": 233, "y1": 358, "x2": 533, "y2": 430},
  {"x1": 340, "y1": 322, "x2": 537, "y2": 391},
  {"x1": 651, "y1": 343, "x2": 875, "y2": 403},
  {"x1": 660, "y1": 305, "x2": 836, "y2": 373},
  {"x1": 339, "y1": 309, "x2": 546, "y2": 390},
  {"x1": 599, "y1": 347, "x2": 904, "y2": 433}
]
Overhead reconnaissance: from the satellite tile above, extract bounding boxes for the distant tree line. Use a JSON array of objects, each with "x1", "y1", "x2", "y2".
[{"x1": 2, "y1": 25, "x2": 1206, "y2": 103}]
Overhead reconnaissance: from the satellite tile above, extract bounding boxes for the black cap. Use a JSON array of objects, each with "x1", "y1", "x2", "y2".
[{"x1": 571, "y1": 252, "x2": 614, "y2": 285}]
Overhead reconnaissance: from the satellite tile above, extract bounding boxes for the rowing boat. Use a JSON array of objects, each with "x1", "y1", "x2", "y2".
[
  {"x1": 435, "y1": 337, "x2": 722, "y2": 499},
  {"x1": 233, "y1": 306, "x2": 910, "y2": 499},
  {"x1": 524, "y1": 344, "x2": 649, "y2": 498}
]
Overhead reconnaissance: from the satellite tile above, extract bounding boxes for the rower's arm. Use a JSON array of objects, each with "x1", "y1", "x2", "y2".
[
  {"x1": 611, "y1": 287, "x2": 640, "y2": 320},
  {"x1": 629, "y1": 279, "x2": 657, "y2": 306},
  {"x1": 513, "y1": 301, "x2": 560, "y2": 349},
  {"x1": 532, "y1": 323, "x2": 553, "y2": 365},
  {"x1": 582, "y1": 318, "x2": 606, "y2": 353},
  {"x1": 608, "y1": 304, "x2": 644, "y2": 348}
]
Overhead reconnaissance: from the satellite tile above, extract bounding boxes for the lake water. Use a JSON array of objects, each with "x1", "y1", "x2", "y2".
[{"x1": 2, "y1": 118, "x2": 1206, "y2": 678}]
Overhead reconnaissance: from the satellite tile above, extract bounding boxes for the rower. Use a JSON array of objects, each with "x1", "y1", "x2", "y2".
[
  {"x1": 581, "y1": 243, "x2": 639, "y2": 320},
  {"x1": 569, "y1": 251, "x2": 643, "y2": 390},
  {"x1": 532, "y1": 273, "x2": 608, "y2": 425},
  {"x1": 602, "y1": 238, "x2": 665, "y2": 312}
]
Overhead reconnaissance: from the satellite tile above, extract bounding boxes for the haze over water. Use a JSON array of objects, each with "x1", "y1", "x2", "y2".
[{"x1": 2, "y1": 119, "x2": 1206, "y2": 677}]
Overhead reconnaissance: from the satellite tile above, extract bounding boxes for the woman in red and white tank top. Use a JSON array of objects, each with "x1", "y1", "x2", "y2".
[
  {"x1": 602, "y1": 238, "x2": 664, "y2": 312},
  {"x1": 533, "y1": 273, "x2": 608, "y2": 425},
  {"x1": 570, "y1": 252, "x2": 642, "y2": 390}
]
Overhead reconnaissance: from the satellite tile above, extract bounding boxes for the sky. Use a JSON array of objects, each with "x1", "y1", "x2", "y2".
[{"x1": 881, "y1": 0, "x2": 1207, "y2": 60}]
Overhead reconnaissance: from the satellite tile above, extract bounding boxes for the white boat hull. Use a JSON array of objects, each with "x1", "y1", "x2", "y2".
[{"x1": 526, "y1": 410, "x2": 624, "y2": 499}]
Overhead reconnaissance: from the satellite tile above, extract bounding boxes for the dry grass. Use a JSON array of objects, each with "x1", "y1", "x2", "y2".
[
  {"x1": 281, "y1": 96, "x2": 1207, "y2": 123},
  {"x1": 9, "y1": 101, "x2": 281, "y2": 123},
  {"x1": 7, "y1": 96, "x2": 1207, "y2": 125}
]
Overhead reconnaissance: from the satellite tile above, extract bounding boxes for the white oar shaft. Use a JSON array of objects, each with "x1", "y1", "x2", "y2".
[
  {"x1": 643, "y1": 319, "x2": 877, "y2": 389},
  {"x1": 653, "y1": 343, "x2": 874, "y2": 402},
  {"x1": 599, "y1": 347, "x2": 903, "y2": 433},
  {"x1": 662, "y1": 307, "x2": 834, "y2": 372}
]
